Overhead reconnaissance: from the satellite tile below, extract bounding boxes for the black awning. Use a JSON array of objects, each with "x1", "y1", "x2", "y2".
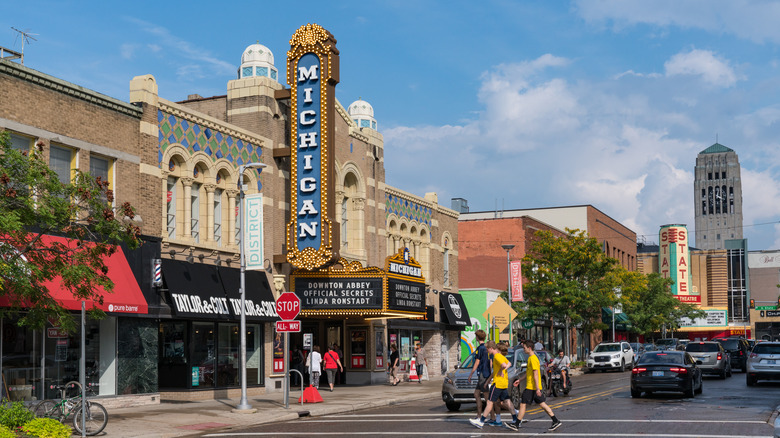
[
  {"x1": 162, "y1": 259, "x2": 232, "y2": 320},
  {"x1": 219, "y1": 268, "x2": 279, "y2": 322},
  {"x1": 439, "y1": 292, "x2": 471, "y2": 327},
  {"x1": 161, "y1": 259, "x2": 278, "y2": 322}
]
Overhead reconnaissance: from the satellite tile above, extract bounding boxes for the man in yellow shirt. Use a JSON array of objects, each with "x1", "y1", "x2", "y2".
[
  {"x1": 506, "y1": 340, "x2": 561, "y2": 431},
  {"x1": 469, "y1": 341, "x2": 520, "y2": 429}
]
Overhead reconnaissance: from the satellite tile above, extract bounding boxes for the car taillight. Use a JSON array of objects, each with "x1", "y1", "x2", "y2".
[
  {"x1": 739, "y1": 351, "x2": 744, "y2": 356},
  {"x1": 750, "y1": 353, "x2": 758, "y2": 358},
  {"x1": 669, "y1": 367, "x2": 688, "y2": 374},
  {"x1": 717, "y1": 353, "x2": 722, "y2": 360},
  {"x1": 632, "y1": 367, "x2": 646, "y2": 374}
]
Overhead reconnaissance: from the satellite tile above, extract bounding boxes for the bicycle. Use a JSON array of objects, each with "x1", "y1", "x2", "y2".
[{"x1": 32, "y1": 380, "x2": 108, "y2": 436}]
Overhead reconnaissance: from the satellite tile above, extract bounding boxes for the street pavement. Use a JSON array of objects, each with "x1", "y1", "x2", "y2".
[{"x1": 105, "y1": 379, "x2": 442, "y2": 437}]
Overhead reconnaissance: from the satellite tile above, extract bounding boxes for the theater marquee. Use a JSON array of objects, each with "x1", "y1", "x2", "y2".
[
  {"x1": 291, "y1": 249, "x2": 427, "y2": 318},
  {"x1": 286, "y1": 23, "x2": 341, "y2": 271}
]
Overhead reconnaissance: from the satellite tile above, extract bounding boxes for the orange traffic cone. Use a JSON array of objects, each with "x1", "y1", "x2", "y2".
[{"x1": 299, "y1": 385, "x2": 323, "y2": 403}]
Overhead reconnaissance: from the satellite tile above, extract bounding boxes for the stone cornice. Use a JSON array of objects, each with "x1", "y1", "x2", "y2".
[
  {"x1": 0, "y1": 60, "x2": 142, "y2": 118},
  {"x1": 159, "y1": 98, "x2": 271, "y2": 149}
]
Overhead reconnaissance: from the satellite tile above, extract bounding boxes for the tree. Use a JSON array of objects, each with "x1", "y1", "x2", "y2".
[
  {"x1": 0, "y1": 131, "x2": 140, "y2": 330},
  {"x1": 619, "y1": 270, "x2": 706, "y2": 338},
  {"x1": 520, "y1": 229, "x2": 621, "y2": 348}
]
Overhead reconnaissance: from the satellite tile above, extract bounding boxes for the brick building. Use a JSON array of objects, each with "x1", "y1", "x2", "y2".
[
  {"x1": 0, "y1": 29, "x2": 461, "y2": 404},
  {"x1": 458, "y1": 204, "x2": 637, "y2": 359}
]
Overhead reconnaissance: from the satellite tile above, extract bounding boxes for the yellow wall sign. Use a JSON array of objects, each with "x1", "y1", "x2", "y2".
[
  {"x1": 286, "y1": 24, "x2": 341, "y2": 270},
  {"x1": 483, "y1": 298, "x2": 517, "y2": 332}
]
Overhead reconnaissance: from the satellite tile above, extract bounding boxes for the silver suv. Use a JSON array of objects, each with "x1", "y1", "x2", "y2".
[
  {"x1": 746, "y1": 341, "x2": 780, "y2": 386},
  {"x1": 587, "y1": 342, "x2": 634, "y2": 372},
  {"x1": 442, "y1": 348, "x2": 543, "y2": 411},
  {"x1": 685, "y1": 341, "x2": 731, "y2": 378}
]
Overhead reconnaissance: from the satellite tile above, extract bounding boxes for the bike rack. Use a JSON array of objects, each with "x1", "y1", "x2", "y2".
[{"x1": 288, "y1": 369, "x2": 304, "y2": 407}]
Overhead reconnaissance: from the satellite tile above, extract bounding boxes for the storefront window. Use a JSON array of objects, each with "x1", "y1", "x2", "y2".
[
  {"x1": 191, "y1": 322, "x2": 215, "y2": 387},
  {"x1": 2, "y1": 320, "x2": 40, "y2": 401},
  {"x1": 217, "y1": 323, "x2": 239, "y2": 387},
  {"x1": 117, "y1": 318, "x2": 158, "y2": 394},
  {"x1": 375, "y1": 328, "x2": 384, "y2": 369},
  {"x1": 246, "y1": 325, "x2": 262, "y2": 385}
]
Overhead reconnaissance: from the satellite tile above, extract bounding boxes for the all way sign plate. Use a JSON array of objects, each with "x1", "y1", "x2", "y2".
[{"x1": 276, "y1": 320, "x2": 301, "y2": 332}]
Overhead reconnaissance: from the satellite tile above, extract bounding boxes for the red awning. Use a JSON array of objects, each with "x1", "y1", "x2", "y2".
[{"x1": 1, "y1": 235, "x2": 147, "y2": 314}]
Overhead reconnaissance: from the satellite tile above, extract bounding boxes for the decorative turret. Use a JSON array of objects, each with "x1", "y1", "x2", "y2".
[
  {"x1": 347, "y1": 98, "x2": 377, "y2": 130},
  {"x1": 238, "y1": 42, "x2": 278, "y2": 81}
]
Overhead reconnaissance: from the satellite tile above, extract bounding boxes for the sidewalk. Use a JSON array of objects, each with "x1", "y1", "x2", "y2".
[{"x1": 105, "y1": 379, "x2": 442, "y2": 437}]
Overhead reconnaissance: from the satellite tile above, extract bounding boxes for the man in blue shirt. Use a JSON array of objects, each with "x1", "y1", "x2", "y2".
[{"x1": 468, "y1": 330, "x2": 491, "y2": 421}]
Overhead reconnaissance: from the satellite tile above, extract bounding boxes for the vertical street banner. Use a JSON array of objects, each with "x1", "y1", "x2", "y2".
[
  {"x1": 659, "y1": 224, "x2": 700, "y2": 303},
  {"x1": 244, "y1": 193, "x2": 264, "y2": 271},
  {"x1": 510, "y1": 260, "x2": 523, "y2": 302}
]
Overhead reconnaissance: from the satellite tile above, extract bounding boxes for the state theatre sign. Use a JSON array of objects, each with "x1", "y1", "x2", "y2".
[
  {"x1": 659, "y1": 224, "x2": 700, "y2": 304},
  {"x1": 286, "y1": 23, "x2": 340, "y2": 271},
  {"x1": 291, "y1": 249, "x2": 427, "y2": 318}
]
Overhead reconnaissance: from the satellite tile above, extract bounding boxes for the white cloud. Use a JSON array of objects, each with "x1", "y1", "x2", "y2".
[
  {"x1": 664, "y1": 49, "x2": 740, "y2": 87},
  {"x1": 574, "y1": 0, "x2": 780, "y2": 44},
  {"x1": 384, "y1": 53, "x2": 780, "y2": 248},
  {"x1": 120, "y1": 44, "x2": 137, "y2": 60}
]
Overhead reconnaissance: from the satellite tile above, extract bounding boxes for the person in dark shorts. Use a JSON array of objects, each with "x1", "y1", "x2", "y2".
[
  {"x1": 467, "y1": 329, "x2": 492, "y2": 420},
  {"x1": 469, "y1": 341, "x2": 520, "y2": 429},
  {"x1": 506, "y1": 340, "x2": 561, "y2": 432}
]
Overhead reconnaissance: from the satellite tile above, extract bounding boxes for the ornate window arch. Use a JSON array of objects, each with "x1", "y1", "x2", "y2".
[
  {"x1": 163, "y1": 145, "x2": 189, "y2": 241},
  {"x1": 337, "y1": 162, "x2": 366, "y2": 260},
  {"x1": 441, "y1": 232, "x2": 453, "y2": 288}
]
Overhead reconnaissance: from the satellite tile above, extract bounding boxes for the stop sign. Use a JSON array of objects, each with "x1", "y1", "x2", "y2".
[{"x1": 276, "y1": 292, "x2": 301, "y2": 321}]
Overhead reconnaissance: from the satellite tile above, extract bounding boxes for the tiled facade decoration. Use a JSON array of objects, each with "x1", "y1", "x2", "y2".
[
  {"x1": 157, "y1": 110, "x2": 262, "y2": 167},
  {"x1": 385, "y1": 193, "x2": 432, "y2": 227}
]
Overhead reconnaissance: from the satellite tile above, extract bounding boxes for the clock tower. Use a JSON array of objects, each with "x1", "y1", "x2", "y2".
[{"x1": 693, "y1": 143, "x2": 743, "y2": 250}]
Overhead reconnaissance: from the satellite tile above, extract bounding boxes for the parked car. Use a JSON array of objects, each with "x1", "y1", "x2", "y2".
[
  {"x1": 587, "y1": 342, "x2": 634, "y2": 372},
  {"x1": 746, "y1": 341, "x2": 780, "y2": 386},
  {"x1": 685, "y1": 341, "x2": 731, "y2": 379},
  {"x1": 678, "y1": 339, "x2": 690, "y2": 350},
  {"x1": 715, "y1": 337, "x2": 750, "y2": 372},
  {"x1": 442, "y1": 347, "x2": 537, "y2": 411},
  {"x1": 629, "y1": 343, "x2": 645, "y2": 363},
  {"x1": 655, "y1": 338, "x2": 682, "y2": 351},
  {"x1": 631, "y1": 351, "x2": 703, "y2": 398}
]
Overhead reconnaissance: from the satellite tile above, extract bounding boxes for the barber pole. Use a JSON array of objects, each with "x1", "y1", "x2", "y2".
[{"x1": 153, "y1": 258, "x2": 162, "y2": 287}]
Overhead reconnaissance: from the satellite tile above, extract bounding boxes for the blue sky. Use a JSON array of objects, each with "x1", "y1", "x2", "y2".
[{"x1": 4, "y1": 1, "x2": 780, "y2": 250}]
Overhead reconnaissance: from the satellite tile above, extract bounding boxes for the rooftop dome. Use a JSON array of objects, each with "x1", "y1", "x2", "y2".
[
  {"x1": 347, "y1": 98, "x2": 377, "y2": 130},
  {"x1": 348, "y1": 99, "x2": 374, "y2": 118},
  {"x1": 238, "y1": 42, "x2": 278, "y2": 81},
  {"x1": 241, "y1": 43, "x2": 274, "y2": 65}
]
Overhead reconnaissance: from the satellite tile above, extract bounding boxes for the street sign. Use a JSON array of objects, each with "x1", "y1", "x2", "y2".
[
  {"x1": 276, "y1": 292, "x2": 301, "y2": 320},
  {"x1": 276, "y1": 320, "x2": 301, "y2": 332},
  {"x1": 756, "y1": 306, "x2": 776, "y2": 311},
  {"x1": 521, "y1": 318, "x2": 534, "y2": 329},
  {"x1": 483, "y1": 298, "x2": 518, "y2": 332}
]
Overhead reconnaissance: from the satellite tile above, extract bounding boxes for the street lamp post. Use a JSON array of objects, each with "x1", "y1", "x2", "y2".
[
  {"x1": 236, "y1": 162, "x2": 267, "y2": 412},
  {"x1": 501, "y1": 244, "x2": 515, "y2": 343}
]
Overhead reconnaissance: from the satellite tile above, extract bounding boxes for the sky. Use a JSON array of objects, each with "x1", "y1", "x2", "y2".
[{"x1": 3, "y1": 1, "x2": 780, "y2": 250}]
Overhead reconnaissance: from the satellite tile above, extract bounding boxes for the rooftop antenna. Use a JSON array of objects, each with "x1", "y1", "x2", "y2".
[{"x1": 11, "y1": 27, "x2": 37, "y2": 65}]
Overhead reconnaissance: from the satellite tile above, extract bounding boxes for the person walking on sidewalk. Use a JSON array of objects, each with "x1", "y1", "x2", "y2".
[
  {"x1": 467, "y1": 329, "x2": 492, "y2": 420},
  {"x1": 414, "y1": 343, "x2": 428, "y2": 383},
  {"x1": 324, "y1": 345, "x2": 343, "y2": 392},
  {"x1": 469, "y1": 341, "x2": 521, "y2": 429},
  {"x1": 307, "y1": 345, "x2": 323, "y2": 389},
  {"x1": 389, "y1": 342, "x2": 400, "y2": 385},
  {"x1": 505, "y1": 340, "x2": 562, "y2": 432}
]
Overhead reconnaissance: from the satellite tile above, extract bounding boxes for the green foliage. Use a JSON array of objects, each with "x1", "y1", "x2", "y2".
[
  {"x1": 0, "y1": 399, "x2": 34, "y2": 429},
  {"x1": 0, "y1": 424, "x2": 15, "y2": 438},
  {"x1": 0, "y1": 130, "x2": 141, "y2": 330},
  {"x1": 620, "y1": 271, "x2": 706, "y2": 336},
  {"x1": 520, "y1": 228, "x2": 620, "y2": 335},
  {"x1": 21, "y1": 418, "x2": 72, "y2": 438}
]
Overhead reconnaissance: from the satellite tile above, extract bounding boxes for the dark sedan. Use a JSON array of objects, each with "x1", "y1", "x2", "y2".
[{"x1": 631, "y1": 351, "x2": 703, "y2": 398}]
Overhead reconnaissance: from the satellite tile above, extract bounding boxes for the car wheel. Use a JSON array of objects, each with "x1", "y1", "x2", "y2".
[
  {"x1": 445, "y1": 401, "x2": 461, "y2": 411},
  {"x1": 619, "y1": 359, "x2": 626, "y2": 372},
  {"x1": 720, "y1": 368, "x2": 727, "y2": 379},
  {"x1": 631, "y1": 389, "x2": 641, "y2": 398},
  {"x1": 685, "y1": 384, "x2": 695, "y2": 398},
  {"x1": 695, "y1": 377, "x2": 703, "y2": 394},
  {"x1": 746, "y1": 374, "x2": 756, "y2": 386},
  {"x1": 510, "y1": 385, "x2": 522, "y2": 409},
  {"x1": 727, "y1": 364, "x2": 732, "y2": 377}
]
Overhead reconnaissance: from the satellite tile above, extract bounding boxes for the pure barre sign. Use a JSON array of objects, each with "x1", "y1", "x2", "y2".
[{"x1": 286, "y1": 24, "x2": 340, "y2": 271}]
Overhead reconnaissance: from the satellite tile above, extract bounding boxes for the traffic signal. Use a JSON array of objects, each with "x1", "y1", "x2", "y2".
[{"x1": 750, "y1": 299, "x2": 755, "y2": 309}]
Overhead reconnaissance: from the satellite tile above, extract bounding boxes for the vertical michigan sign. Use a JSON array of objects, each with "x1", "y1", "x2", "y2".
[
  {"x1": 659, "y1": 224, "x2": 699, "y2": 303},
  {"x1": 286, "y1": 24, "x2": 340, "y2": 270}
]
